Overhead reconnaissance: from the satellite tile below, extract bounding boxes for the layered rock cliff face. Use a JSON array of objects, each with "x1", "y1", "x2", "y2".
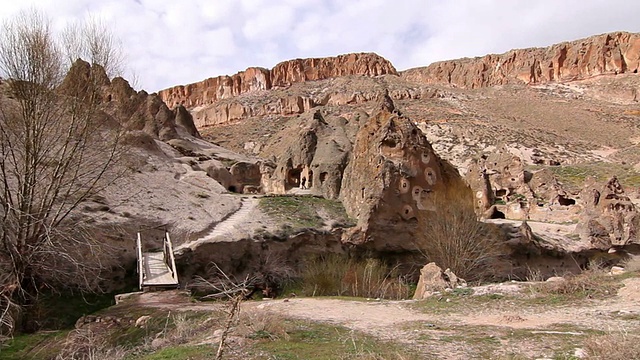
[
  {"x1": 403, "y1": 32, "x2": 640, "y2": 88},
  {"x1": 158, "y1": 53, "x2": 397, "y2": 108}
]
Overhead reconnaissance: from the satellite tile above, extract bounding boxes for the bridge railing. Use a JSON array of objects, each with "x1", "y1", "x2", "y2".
[
  {"x1": 136, "y1": 232, "x2": 144, "y2": 289},
  {"x1": 163, "y1": 232, "x2": 178, "y2": 283}
]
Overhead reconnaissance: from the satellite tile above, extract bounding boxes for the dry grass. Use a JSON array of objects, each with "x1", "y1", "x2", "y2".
[
  {"x1": 534, "y1": 269, "x2": 619, "y2": 299},
  {"x1": 414, "y1": 182, "x2": 507, "y2": 281},
  {"x1": 57, "y1": 329, "x2": 127, "y2": 360},
  {"x1": 583, "y1": 331, "x2": 640, "y2": 360},
  {"x1": 236, "y1": 311, "x2": 289, "y2": 341},
  {"x1": 621, "y1": 255, "x2": 640, "y2": 273},
  {"x1": 300, "y1": 255, "x2": 412, "y2": 299}
]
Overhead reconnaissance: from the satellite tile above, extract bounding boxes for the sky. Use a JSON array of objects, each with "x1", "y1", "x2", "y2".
[{"x1": 2, "y1": 0, "x2": 640, "y2": 92}]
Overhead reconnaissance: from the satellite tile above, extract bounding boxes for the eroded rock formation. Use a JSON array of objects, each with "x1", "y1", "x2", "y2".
[
  {"x1": 577, "y1": 177, "x2": 640, "y2": 250},
  {"x1": 158, "y1": 53, "x2": 398, "y2": 108},
  {"x1": 61, "y1": 59, "x2": 201, "y2": 141},
  {"x1": 403, "y1": 32, "x2": 640, "y2": 88},
  {"x1": 259, "y1": 110, "x2": 354, "y2": 199},
  {"x1": 340, "y1": 98, "x2": 467, "y2": 251},
  {"x1": 465, "y1": 146, "x2": 581, "y2": 222}
]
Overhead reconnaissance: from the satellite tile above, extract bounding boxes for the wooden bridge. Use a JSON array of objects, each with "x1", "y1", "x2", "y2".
[{"x1": 136, "y1": 231, "x2": 179, "y2": 291}]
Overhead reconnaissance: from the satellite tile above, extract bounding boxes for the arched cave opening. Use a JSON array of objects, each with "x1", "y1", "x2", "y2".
[
  {"x1": 228, "y1": 185, "x2": 238, "y2": 193},
  {"x1": 308, "y1": 170, "x2": 314, "y2": 188},
  {"x1": 489, "y1": 207, "x2": 506, "y2": 219},
  {"x1": 285, "y1": 168, "x2": 302, "y2": 190},
  {"x1": 558, "y1": 195, "x2": 576, "y2": 206}
]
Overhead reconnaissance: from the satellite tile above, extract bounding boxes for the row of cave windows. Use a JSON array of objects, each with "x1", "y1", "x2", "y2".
[
  {"x1": 285, "y1": 168, "x2": 329, "y2": 190},
  {"x1": 494, "y1": 189, "x2": 576, "y2": 206}
]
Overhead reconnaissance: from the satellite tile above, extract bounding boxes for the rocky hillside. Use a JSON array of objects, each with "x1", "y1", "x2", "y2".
[
  {"x1": 153, "y1": 31, "x2": 640, "y2": 272},
  {"x1": 402, "y1": 31, "x2": 640, "y2": 88}
]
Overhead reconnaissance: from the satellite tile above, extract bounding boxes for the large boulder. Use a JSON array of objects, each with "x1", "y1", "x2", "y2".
[{"x1": 413, "y1": 263, "x2": 466, "y2": 299}]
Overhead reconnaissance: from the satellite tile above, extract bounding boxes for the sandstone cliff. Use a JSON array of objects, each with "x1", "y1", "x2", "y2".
[
  {"x1": 403, "y1": 32, "x2": 640, "y2": 88},
  {"x1": 158, "y1": 53, "x2": 397, "y2": 108}
]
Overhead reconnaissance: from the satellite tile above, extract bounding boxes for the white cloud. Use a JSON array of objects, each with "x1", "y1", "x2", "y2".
[{"x1": 0, "y1": 0, "x2": 639, "y2": 91}]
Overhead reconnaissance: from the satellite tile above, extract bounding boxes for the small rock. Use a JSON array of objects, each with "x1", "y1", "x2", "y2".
[
  {"x1": 151, "y1": 338, "x2": 167, "y2": 349},
  {"x1": 610, "y1": 266, "x2": 625, "y2": 275},
  {"x1": 574, "y1": 347, "x2": 587, "y2": 358},
  {"x1": 135, "y1": 315, "x2": 152, "y2": 328},
  {"x1": 546, "y1": 276, "x2": 565, "y2": 282}
]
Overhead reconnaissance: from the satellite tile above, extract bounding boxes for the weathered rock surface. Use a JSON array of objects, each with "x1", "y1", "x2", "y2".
[
  {"x1": 577, "y1": 177, "x2": 640, "y2": 249},
  {"x1": 188, "y1": 75, "x2": 439, "y2": 128},
  {"x1": 259, "y1": 110, "x2": 354, "y2": 199},
  {"x1": 340, "y1": 97, "x2": 467, "y2": 251},
  {"x1": 158, "y1": 53, "x2": 398, "y2": 108},
  {"x1": 465, "y1": 146, "x2": 581, "y2": 222},
  {"x1": 413, "y1": 262, "x2": 466, "y2": 299},
  {"x1": 403, "y1": 32, "x2": 640, "y2": 88},
  {"x1": 61, "y1": 59, "x2": 201, "y2": 141}
]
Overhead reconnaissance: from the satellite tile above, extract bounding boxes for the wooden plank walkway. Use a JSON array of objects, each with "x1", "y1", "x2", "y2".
[{"x1": 142, "y1": 252, "x2": 178, "y2": 287}]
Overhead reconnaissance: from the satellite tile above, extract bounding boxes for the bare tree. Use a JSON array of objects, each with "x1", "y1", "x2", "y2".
[
  {"x1": 61, "y1": 16, "x2": 124, "y2": 79},
  {"x1": 190, "y1": 263, "x2": 259, "y2": 360},
  {"x1": 414, "y1": 183, "x2": 507, "y2": 281},
  {"x1": 0, "y1": 10, "x2": 124, "y2": 334}
]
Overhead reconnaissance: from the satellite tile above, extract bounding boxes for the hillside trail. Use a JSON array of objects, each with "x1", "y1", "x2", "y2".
[
  {"x1": 140, "y1": 277, "x2": 640, "y2": 358},
  {"x1": 174, "y1": 196, "x2": 268, "y2": 252}
]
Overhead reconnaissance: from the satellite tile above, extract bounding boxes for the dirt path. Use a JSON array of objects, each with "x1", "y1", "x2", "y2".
[
  {"x1": 138, "y1": 277, "x2": 640, "y2": 359},
  {"x1": 175, "y1": 197, "x2": 267, "y2": 252}
]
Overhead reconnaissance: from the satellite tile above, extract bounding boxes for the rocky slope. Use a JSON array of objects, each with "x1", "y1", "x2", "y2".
[
  {"x1": 177, "y1": 32, "x2": 640, "y2": 266},
  {"x1": 402, "y1": 31, "x2": 640, "y2": 89},
  {"x1": 158, "y1": 52, "x2": 397, "y2": 108}
]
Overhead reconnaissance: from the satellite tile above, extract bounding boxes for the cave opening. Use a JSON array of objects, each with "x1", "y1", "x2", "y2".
[
  {"x1": 489, "y1": 207, "x2": 506, "y2": 219},
  {"x1": 558, "y1": 195, "x2": 576, "y2": 206},
  {"x1": 319, "y1": 172, "x2": 328, "y2": 185},
  {"x1": 286, "y1": 167, "x2": 302, "y2": 190}
]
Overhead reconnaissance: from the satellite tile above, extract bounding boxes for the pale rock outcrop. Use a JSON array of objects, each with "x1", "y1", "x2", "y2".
[
  {"x1": 60, "y1": 60, "x2": 200, "y2": 142},
  {"x1": 576, "y1": 177, "x2": 640, "y2": 250},
  {"x1": 413, "y1": 263, "x2": 466, "y2": 299},
  {"x1": 403, "y1": 32, "x2": 640, "y2": 88},
  {"x1": 159, "y1": 53, "x2": 397, "y2": 109}
]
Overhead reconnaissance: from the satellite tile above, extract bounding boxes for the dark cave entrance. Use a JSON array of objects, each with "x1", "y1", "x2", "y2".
[
  {"x1": 286, "y1": 167, "x2": 302, "y2": 190},
  {"x1": 489, "y1": 207, "x2": 506, "y2": 219},
  {"x1": 558, "y1": 195, "x2": 576, "y2": 206}
]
